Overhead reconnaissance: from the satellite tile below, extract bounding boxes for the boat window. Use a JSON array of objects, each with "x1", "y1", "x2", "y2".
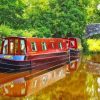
[
  {"x1": 20, "y1": 40, "x2": 26, "y2": 54},
  {"x1": 70, "y1": 41, "x2": 75, "y2": 47},
  {"x1": 9, "y1": 39, "x2": 14, "y2": 54},
  {"x1": 66, "y1": 41, "x2": 69, "y2": 48},
  {"x1": 3, "y1": 39, "x2": 8, "y2": 54},
  {"x1": 58, "y1": 42, "x2": 62, "y2": 49},
  {"x1": 15, "y1": 39, "x2": 19, "y2": 54},
  {"x1": 51, "y1": 43, "x2": 54, "y2": 48},
  {"x1": 31, "y1": 42, "x2": 37, "y2": 51},
  {"x1": 41, "y1": 42, "x2": 47, "y2": 50}
]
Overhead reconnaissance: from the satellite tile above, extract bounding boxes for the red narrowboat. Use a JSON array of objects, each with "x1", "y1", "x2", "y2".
[{"x1": 0, "y1": 37, "x2": 70, "y2": 72}]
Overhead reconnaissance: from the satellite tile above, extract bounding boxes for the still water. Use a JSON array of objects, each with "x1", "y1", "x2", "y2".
[{"x1": 0, "y1": 54, "x2": 100, "y2": 100}]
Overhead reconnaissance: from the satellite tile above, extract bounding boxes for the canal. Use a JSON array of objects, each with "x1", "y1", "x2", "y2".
[{"x1": 0, "y1": 54, "x2": 100, "y2": 100}]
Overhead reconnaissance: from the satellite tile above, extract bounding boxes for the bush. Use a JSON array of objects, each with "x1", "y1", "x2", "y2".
[
  {"x1": 87, "y1": 39, "x2": 100, "y2": 52},
  {"x1": 0, "y1": 25, "x2": 33, "y2": 37},
  {"x1": 0, "y1": 25, "x2": 13, "y2": 37},
  {"x1": 81, "y1": 38, "x2": 89, "y2": 54}
]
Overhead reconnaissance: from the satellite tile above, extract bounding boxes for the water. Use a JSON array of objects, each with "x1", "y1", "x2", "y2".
[{"x1": 0, "y1": 54, "x2": 100, "y2": 100}]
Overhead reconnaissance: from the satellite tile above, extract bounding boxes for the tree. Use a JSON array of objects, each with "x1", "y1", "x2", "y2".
[
  {"x1": 85, "y1": 0, "x2": 100, "y2": 23},
  {"x1": 0, "y1": 0, "x2": 99, "y2": 38},
  {"x1": 0, "y1": 0, "x2": 26, "y2": 29},
  {"x1": 22, "y1": 0, "x2": 86, "y2": 38}
]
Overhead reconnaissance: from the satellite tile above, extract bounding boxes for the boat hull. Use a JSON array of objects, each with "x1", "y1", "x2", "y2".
[
  {"x1": 0, "y1": 52, "x2": 69, "y2": 73},
  {"x1": 69, "y1": 49, "x2": 81, "y2": 61}
]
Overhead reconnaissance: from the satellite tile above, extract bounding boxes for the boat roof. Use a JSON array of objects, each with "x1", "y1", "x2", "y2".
[
  {"x1": 3, "y1": 36, "x2": 67, "y2": 40},
  {"x1": 3, "y1": 36, "x2": 26, "y2": 39}
]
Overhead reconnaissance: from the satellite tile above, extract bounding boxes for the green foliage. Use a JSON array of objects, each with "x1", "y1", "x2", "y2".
[
  {"x1": 0, "y1": 25, "x2": 14, "y2": 37},
  {"x1": 90, "y1": 34, "x2": 100, "y2": 39},
  {"x1": 0, "y1": 0, "x2": 99, "y2": 40},
  {"x1": 0, "y1": 0, "x2": 26, "y2": 29},
  {"x1": 81, "y1": 38, "x2": 89, "y2": 53},
  {"x1": 85, "y1": 0, "x2": 100, "y2": 23},
  {"x1": 0, "y1": 0, "x2": 88, "y2": 38},
  {"x1": 0, "y1": 25, "x2": 32, "y2": 37}
]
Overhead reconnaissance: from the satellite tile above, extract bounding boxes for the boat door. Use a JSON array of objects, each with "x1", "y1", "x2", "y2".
[{"x1": 68, "y1": 38, "x2": 77, "y2": 49}]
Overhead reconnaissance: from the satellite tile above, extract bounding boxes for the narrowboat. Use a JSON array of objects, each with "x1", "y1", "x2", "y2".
[
  {"x1": 0, "y1": 37, "x2": 70, "y2": 72},
  {"x1": 0, "y1": 37, "x2": 81, "y2": 97}
]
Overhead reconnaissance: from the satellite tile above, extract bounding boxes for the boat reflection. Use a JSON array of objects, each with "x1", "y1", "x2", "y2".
[{"x1": 0, "y1": 57, "x2": 80, "y2": 98}]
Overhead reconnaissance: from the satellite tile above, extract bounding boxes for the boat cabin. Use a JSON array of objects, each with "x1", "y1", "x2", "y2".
[
  {"x1": 0, "y1": 37, "x2": 81, "y2": 73},
  {"x1": 0, "y1": 37, "x2": 69, "y2": 56},
  {"x1": 68, "y1": 38, "x2": 82, "y2": 50}
]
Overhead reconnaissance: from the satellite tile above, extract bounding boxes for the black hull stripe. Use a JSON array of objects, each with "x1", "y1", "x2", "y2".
[
  {"x1": 0, "y1": 57, "x2": 68, "y2": 73},
  {"x1": 0, "y1": 55, "x2": 68, "y2": 69}
]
